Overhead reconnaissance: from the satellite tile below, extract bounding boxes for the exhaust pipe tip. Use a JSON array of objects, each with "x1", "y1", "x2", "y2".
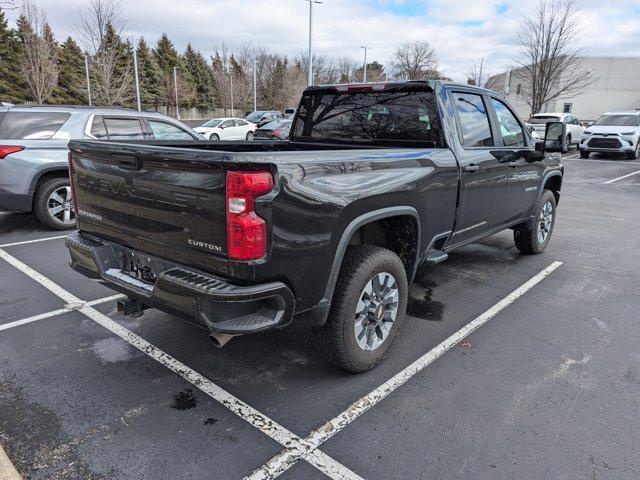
[{"x1": 209, "y1": 332, "x2": 235, "y2": 349}]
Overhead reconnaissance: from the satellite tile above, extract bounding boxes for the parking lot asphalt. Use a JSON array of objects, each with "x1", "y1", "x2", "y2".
[{"x1": 1, "y1": 152, "x2": 639, "y2": 480}]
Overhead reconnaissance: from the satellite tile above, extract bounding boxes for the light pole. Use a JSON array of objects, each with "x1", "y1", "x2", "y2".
[
  {"x1": 360, "y1": 45, "x2": 369, "y2": 83},
  {"x1": 133, "y1": 43, "x2": 141, "y2": 111},
  {"x1": 84, "y1": 54, "x2": 92, "y2": 106},
  {"x1": 306, "y1": 0, "x2": 322, "y2": 86},
  {"x1": 253, "y1": 59, "x2": 257, "y2": 112},
  {"x1": 173, "y1": 66, "x2": 179, "y2": 119},
  {"x1": 229, "y1": 70, "x2": 234, "y2": 114}
]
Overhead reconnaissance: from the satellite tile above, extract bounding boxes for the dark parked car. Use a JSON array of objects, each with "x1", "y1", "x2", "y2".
[
  {"x1": 253, "y1": 119, "x2": 292, "y2": 140},
  {"x1": 66, "y1": 81, "x2": 564, "y2": 372},
  {"x1": 245, "y1": 110, "x2": 283, "y2": 127}
]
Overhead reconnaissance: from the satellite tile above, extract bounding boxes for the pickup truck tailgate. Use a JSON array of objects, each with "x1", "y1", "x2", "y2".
[{"x1": 69, "y1": 142, "x2": 229, "y2": 275}]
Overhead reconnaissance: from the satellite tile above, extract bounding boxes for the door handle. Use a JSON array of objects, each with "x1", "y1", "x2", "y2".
[{"x1": 464, "y1": 164, "x2": 480, "y2": 173}]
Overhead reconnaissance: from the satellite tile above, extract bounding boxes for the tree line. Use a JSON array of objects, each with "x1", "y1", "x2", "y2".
[{"x1": 0, "y1": 0, "x2": 450, "y2": 115}]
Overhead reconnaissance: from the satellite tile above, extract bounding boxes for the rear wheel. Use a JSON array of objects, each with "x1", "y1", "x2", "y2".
[
  {"x1": 209, "y1": 133, "x2": 219, "y2": 141},
  {"x1": 312, "y1": 245, "x2": 408, "y2": 373},
  {"x1": 33, "y1": 177, "x2": 76, "y2": 230},
  {"x1": 514, "y1": 189, "x2": 556, "y2": 254}
]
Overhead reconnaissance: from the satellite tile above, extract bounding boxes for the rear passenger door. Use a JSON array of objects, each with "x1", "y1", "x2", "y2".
[
  {"x1": 487, "y1": 96, "x2": 542, "y2": 224},
  {"x1": 89, "y1": 115, "x2": 146, "y2": 140},
  {"x1": 448, "y1": 90, "x2": 509, "y2": 246}
]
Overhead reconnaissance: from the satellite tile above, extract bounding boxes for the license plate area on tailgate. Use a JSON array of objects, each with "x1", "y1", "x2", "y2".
[{"x1": 104, "y1": 248, "x2": 173, "y2": 293}]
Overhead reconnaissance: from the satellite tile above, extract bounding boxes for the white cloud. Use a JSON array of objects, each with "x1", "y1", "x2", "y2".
[{"x1": 6, "y1": 0, "x2": 640, "y2": 82}]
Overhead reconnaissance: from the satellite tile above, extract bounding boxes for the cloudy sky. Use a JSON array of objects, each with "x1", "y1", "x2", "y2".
[{"x1": 5, "y1": 0, "x2": 640, "y2": 81}]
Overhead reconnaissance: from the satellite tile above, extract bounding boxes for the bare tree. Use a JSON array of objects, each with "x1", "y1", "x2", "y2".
[
  {"x1": 514, "y1": 0, "x2": 590, "y2": 115},
  {"x1": 76, "y1": 0, "x2": 132, "y2": 105},
  {"x1": 389, "y1": 40, "x2": 439, "y2": 80},
  {"x1": 466, "y1": 59, "x2": 492, "y2": 87},
  {"x1": 19, "y1": 2, "x2": 59, "y2": 103}
]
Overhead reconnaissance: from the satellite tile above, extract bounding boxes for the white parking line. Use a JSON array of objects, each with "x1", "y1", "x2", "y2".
[
  {"x1": 0, "y1": 294, "x2": 124, "y2": 333},
  {"x1": 603, "y1": 169, "x2": 640, "y2": 184},
  {"x1": 0, "y1": 235, "x2": 67, "y2": 249},
  {"x1": 0, "y1": 443, "x2": 22, "y2": 480},
  {"x1": 247, "y1": 261, "x2": 563, "y2": 479},
  {"x1": 563, "y1": 153, "x2": 579, "y2": 159},
  {"x1": 0, "y1": 248, "x2": 362, "y2": 480}
]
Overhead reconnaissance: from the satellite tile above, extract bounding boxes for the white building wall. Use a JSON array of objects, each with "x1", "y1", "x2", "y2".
[{"x1": 486, "y1": 56, "x2": 640, "y2": 122}]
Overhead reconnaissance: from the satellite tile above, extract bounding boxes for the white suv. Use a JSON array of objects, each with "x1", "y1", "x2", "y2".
[
  {"x1": 579, "y1": 111, "x2": 640, "y2": 160},
  {"x1": 526, "y1": 113, "x2": 586, "y2": 152}
]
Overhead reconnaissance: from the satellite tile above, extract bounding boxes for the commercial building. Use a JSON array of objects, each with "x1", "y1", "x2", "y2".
[{"x1": 486, "y1": 56, "x2": 640, "y2": 121}]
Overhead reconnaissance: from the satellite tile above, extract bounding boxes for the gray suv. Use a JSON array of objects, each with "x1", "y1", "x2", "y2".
[{"x1": 0, "y1": 105, "x2": 203, "y2": 229}]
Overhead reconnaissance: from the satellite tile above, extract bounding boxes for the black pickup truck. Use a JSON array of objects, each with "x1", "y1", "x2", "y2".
[{"x1": 66, "y1": 81, "x2": 564, "y2": 372}]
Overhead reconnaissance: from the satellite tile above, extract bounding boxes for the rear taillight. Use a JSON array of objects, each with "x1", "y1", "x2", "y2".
[
  {"x1": 272, "y1": 131, "x2": 281, "y2": 136},
  {"x1": 67, "y1": 152, "x2": 78, "y2": 215},
  {"x1": 226, "y1": 171, "x2": 274, "y2": 261},
  {"x1": 0, "y1": 146, "x2": 24, "y2": 159}
]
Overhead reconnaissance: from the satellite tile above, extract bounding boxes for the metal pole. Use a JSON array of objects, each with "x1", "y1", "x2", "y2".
[
  {"x1": 84, "y1": 54, "x2": 92, "y2": 106},
  {"x1": 306, "y1": 1, "x2": 322, "y2": 86},
  {"x1": 253, "y1": 60, "x2": 257, "y2": 112},
  {"x1": 230, "y1": 72, "x2": 234, "y2": 113},
  {"x1": 173, "y1": 66, "x2": 179, "y2": 119},
  {"x1": 360, "y1": 46, "x2": 368, "y2": 83},
  {"x1": 133, "y1": 45, "x2": 141, "y2": 111}
]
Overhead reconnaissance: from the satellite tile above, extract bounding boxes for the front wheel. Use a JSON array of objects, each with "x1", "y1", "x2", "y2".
[
  {"x1": 33, "y1": 177, "x2": 76, "y2": 230},
  {"x1": 628, "y1": 143, "x2": 640, "y2": 160},
  {"x1": 209, "y1": 133, "x2": 220, "y2": 141},
  {"x1": 562, "y1": 134, "x2": 571, "y2": 153},
  {"x1": 246, "y1": 131, "x2": 254, "y2": 141},
  {"x1": 580, "y1": 149, "x2": 590, "y2": 158},
  {"x1": 514, "y1": 189, "x2": 556, "y2": 254},
  {"x1": 312, "y1": 245, "x2": 408, "y2": 373}
]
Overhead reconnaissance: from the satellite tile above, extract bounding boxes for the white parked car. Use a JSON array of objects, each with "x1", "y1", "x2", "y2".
[
  {"x1": 193, "y1": 118, "x2": 257, "y2": 141},
  {"x1": 579, "y1": 111, "x2": 640, "y2": 160},
  {"x1": 526, "y1": 113, "x2": 586, "y2": 152}
]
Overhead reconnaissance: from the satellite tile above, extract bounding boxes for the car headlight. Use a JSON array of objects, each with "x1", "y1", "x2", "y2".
[{"x1": 621, "y1": 131, "x2": 636, "y2": 136}]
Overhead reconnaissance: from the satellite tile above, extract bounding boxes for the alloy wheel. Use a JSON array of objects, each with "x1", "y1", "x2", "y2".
[
  {"x1": 537, "y1": 201, "x2": 553, "y2": 244},
  {"x1": 48, "y1": 186, "x2": 75, "y2": 225},
  {"x1": 354, "y1": 272, "x2": 399, "y2": 352}
]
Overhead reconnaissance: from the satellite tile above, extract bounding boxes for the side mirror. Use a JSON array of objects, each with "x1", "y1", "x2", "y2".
[
  {"x1": 587, "y1": 121, "x2": 594, "y2": 127},
  {"x1": 542, "y1": 121, "x2": 566, "y2": 152}
]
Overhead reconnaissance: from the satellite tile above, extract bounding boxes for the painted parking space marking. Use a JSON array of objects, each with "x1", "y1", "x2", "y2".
[
  {"x1": 246, "y1": 261, "x2": 563, "y2": 479},
  {"x1": 563, "y1": 157, "x2": 640, "y2": 166},
  {"x1": 0, "y1": 248, "x2": 362, "y2": 480},
  {"x1": 604, "y1": 169, "x2": 640, "y2": 184},
  {"x1": 0, "y1": 235, "x2": 67, "y2": 249},
  {"x1": 0, "y1": 294, "x2": 124, "y2": 333},
  {"x1": 0, "y1": 443, "x2": 22, "y2": 480}
]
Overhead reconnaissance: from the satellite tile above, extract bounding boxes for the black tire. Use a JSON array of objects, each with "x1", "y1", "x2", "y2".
[
  {"x1": 514, "y1": 189, "x2": 557, "y2": 254},
  {"x1": 579, "y1": 150, "x2": 590, "y2": 159},
  {"x1": 33, "y1": 177, "x2": 76, "y2": 230},
  {"x1": 209, "y1": 133, "x2": 220, "y2": 141},
  {"x1": 628, "y1": 143, "x2": 639, "y2": 160},
  {"x1": 312, "y1": 245, "x2": 408, "y2": 373},
  {"x1": 246, "y1": 131, "x2": 254, "y2": 141}
]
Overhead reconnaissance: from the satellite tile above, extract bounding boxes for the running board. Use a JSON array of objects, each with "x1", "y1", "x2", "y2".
[{"x1": 425, "y1": 249, "x2": 448, "y2": 264}]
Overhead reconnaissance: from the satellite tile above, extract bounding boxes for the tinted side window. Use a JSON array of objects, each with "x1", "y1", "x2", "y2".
[
  {"x1": 490, "y1": 98, "x2": 525, "y2": 147},
  {"x1": 148, "y1": 119, "x2": 193, "y2": 140},
  {"x1": 103, "y1": 117, "x2": 144, "y2": 140},
  {"x1": 454, "y1": 93, "x2": 493, "y2": 147},
  {"x1": 221, "y1": 120, "x2": 235, "y2": 128},
  {"x1": 90, "y1": 115, "x2": 108, "y2": 139},
  {"x1": 0, "y1": 112, "x2": 70, "y2": 139}
]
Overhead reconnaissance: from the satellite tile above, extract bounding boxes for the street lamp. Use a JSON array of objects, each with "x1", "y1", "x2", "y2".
[
  {"x1": 253, "y1": 59, "x2": 257, "y2": 112},
  {"x1": 306, "y1": 0, "x2": 322, "y2": 86},
  {"x1": 360, "y1": 45, "x2": 369, "y2": 83},
  {"x1": 132, "y1": 40, "x2": 141, "y2": 111},
  {"x1": 173, "y1": 66, "x2": 179, "y2": 119},
  {"x1": 84, "y1": 54, "x2": 92, "y2": 106}
]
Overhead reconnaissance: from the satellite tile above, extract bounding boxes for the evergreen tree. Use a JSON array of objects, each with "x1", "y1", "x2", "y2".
[
  {"x1": 135, "y1": 38, "x2": 162, "y2": 109},
  {"x1": 53, "y1": 37, "x2": 86, "y2": 105},
  {"x1": 153, "y1": 33, "x2": 194, "y2": 112},
  {"x1": 0, "y1": 10, "x2": 26, "y2": 103},
  {"x1": 90, "y1": 22, "x2": 133, "y2": 106},
  {"x1": 182, "y1": 43, "x2": 215, "y2": 109}
]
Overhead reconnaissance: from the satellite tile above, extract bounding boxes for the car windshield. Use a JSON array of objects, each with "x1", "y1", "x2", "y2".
[
  {"x1": 245, "y1": 112, "x2": 264, "y2": 122},
  {"x1": 291, "y1": 87, "x2": 443, "y2": 146},
  {"x1": 528, "y1": 116, "x2": 561, "y2": 124},
  {"x1": 594, "y1": 115, "x2": 640, "y2": 127},
  {"x1": 202, "y1": 119, "x2": 222, "y2": 127},
  {"x1": 0, "y1": 111, "x2": 71, "y2": 139}
]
